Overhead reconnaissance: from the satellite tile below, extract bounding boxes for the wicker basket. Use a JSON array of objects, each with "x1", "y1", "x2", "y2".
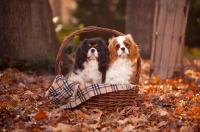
[{"x1": 55, "y1": 26, "x2": 141, "y2": 109}]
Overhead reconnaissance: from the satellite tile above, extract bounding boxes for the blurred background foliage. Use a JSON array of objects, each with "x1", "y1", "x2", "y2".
[
  {"x1": 185, "y1": 0, "x2": 200, "y2": 48},
  {"x1": 53, "y1": 16, "x2": 85, "y2": 74},
  {"x1": 184, "y1": 0, "x2": 200, "y2": 56},
  {"x1": 50, "y1": 0, "x2": 200, "y2": 73},
  {"x1": 0, "y1": 53, "x2": 57, "y2": 73},
  {"x1": 72, "y1": 0, "x2": 126, "y2": 42},
  {"x1": 53, "y1": 16, "x2": 83, "y2": 57},
  {"x1": 1, "y1": 0, "x2": 199, "y2": 73},
  {"x1": 60, "y1": 0, "x2": 200, "y2": 57}
]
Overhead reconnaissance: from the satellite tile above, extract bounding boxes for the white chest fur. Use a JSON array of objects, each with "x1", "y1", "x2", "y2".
[
  {"x1": 105, "y1": 58, "x2": 133, "y2": 84},
  {"x1": 76, "y1": 60, "x2": 102, "y2": 84}
]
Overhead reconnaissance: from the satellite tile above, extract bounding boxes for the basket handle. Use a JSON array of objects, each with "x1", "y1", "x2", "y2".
[
  {"x1": 55, "y1": 26, "x2": 124, "y2": 74},
  {"x1": 55, "y1": 26, "x2": 141, "y2": 83}
]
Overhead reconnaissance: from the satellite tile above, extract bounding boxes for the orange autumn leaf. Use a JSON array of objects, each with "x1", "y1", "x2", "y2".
[
  {"x1": 143, "y1": 93, "x2": 150, "y2": 101},
  {"x1": 165, "y1": 78, "x2": 172, "y2": 85},
  {"x1": 186, "y1": 106, "x2": 200, "y2": 116},
  {"x1": 83, "y1": 127, "x2": 89, "y2": 132},
  {"x1": 74, "y1": 109, "x2": 85, "y2": 118},
  {"x1": 0, "y1": 103, "x2": 7, "y2": 109},
  {"x1": 150, "y1": 121, "x2": 156, "y2": 127},
  {"x1": 178, "y1": 78, "x2": 184, "y2": 83},
  {"x1": 32, "y1": 127, "x2": 41, "y2": 132},
  {"x1": 155, "y1": 76, "x2": 162, "y2": 82},
  {"x1": 194, "y1": 96, "x2": 200, "y2": 102},
  {"x1": 147, "y1": 105, "x2": 154, "y2": 110},
  {"x1": 185, "y1": 91, "x2": 194, "y2": 97},
  {"x1": 51, "y1": 123, "x2": 72, "y2": 132},
  {"x1": 191, "y1": 106, "x2": 200, "y2": 114},
  {"x1": 34, "y1": 110, "x2": 48, "y2": 120},
  {"x1": 113, "y1": 126, "x2": 123, "y2": 132},
  {"x1": 77, "y1": 110, "x2": 84, "y2": 117},
  {"x1": 185, "y1": 70, "x2": 194, "y2": 75},
  {"x1": 194, "y1": 115, "x2": 200, "y2": 121},
  {"x1": 195, "y1": 72, "x2": 200, "y2": 77},
  {"x1": 1, "y1": 74, "x2": 10, "y2": 84},
  {"x1": 186, "y1": 110, "x2": 193, "y2": 116},
  {"x1": 193, "y1": 116, "x2": 200, "y2": 123},
  {"x1": 193, "y1": 106, "x2": 200, "y2": 115},
  {"x1": 172, "y1": 78, "x2": 178, "y2": 84},
  {"x1": 6, "y1": 88, "x2": 25, "y2": 94},
  {"x1": 175, "y1": 106, "x2": 183, "y2": 115},
  {"x1": 149, "y1": 76, "x2": 162, "y2": 85},
  {"x1": 147, "y1": 85, "x2": 156, "y2": 92},
  {"x1": 0, "y1": 100, "x2": 12, "y2": 108},
  {"x1": 187, "y1": 82, "x2": 195, "y2": 89},
  {"x1": 175, "y1": 98, "x2": 180, "y2": 103}
]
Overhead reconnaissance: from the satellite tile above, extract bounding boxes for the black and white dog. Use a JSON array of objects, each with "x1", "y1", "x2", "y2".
[{"x1": 68, "y1": 38, "x2": 109, "y2": 84}]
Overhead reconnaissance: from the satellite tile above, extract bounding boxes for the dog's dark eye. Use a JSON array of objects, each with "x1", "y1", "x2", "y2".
[
  {"x1": 125, "y1": 43, "x2": 129, "y2": 47},
  {"x1": 95, "y1": 46, "x2": 100, "y2": 52},
  {"x1": 86, "y1": 46, "x2": 90, "y2": 50},
  {"x1": 116, "y1": 45, "x2": 120, "y2": 49},
  {"x1": 95, "y1": 46, "x2": 99, "y2": 50}
]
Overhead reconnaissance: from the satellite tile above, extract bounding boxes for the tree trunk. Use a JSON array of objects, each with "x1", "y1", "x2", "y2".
[
  {"x1": 126, "y1": 0, "x2": 156, "y2": 59},
  {"x1": 49, "y1": 0, "x2": 61, "y2": 18},
  {"x1": 0, "y1": 0, "x2": 59, "y2": 63},
  {"x1": 150, "y1": 0, "x2": 189, "y2": 80}
]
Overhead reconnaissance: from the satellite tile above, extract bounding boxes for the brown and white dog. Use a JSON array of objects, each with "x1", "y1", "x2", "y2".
[
  {"x1": 105, "y1": 34, "x2": 139, "y2": 84},
  {"x1": 68, "y1": 38, "x2": 110, "y2": 84}
]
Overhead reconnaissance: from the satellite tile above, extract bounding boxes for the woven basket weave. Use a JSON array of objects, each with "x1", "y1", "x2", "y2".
[{"x1": 55, "y1": 26, "x2": 141, "y2": 109}]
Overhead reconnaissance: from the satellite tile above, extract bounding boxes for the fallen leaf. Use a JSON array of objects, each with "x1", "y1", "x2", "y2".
[
  {"x1": 179, "y1": 125, "x2": 190, "y2": 132},
  {"x1": 50, "y1": 123, "x2": 72, "y2": 132},
  {"x1": 123, "y1": 124, "x2": 135, "y2": 131},
  {"x1": 34, "y1": 110, "x2": 48, "y2": 120},
  {"x1": 175, "y1": 106, "x2": 183, "y2": 115},
  {"x1": 145, "y1": 126, "x2": 159, "y2": 132},
  {"x1": 157, "y1": 121, "x2": 168, "y2": 128},
  {"x1": 159, "y1": 108, "x2": 168, "y2": 116}
]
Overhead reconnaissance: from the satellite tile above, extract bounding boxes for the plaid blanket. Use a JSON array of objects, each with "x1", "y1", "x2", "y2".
[{"x1": 46, "y1": 74, "x2": 139, "y2": 108}]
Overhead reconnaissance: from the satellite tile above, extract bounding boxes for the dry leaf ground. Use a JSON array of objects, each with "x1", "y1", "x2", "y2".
[{"x1": 0, "y1": 57, "x2": 200, "y2": 132}]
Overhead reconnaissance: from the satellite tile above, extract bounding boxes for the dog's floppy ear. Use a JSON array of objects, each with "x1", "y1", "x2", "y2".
[
  {"x1": 74, "y1": 40, "x2": 88, "y2": 70},
  {"x1": 97, "y1": 38, "x2": 110, "y2": 67},
  {"x1": 108, "y1": 37, "x2": 118, "y2": 63},
  {"x1": 96, "y1": 38, "x2": 110, "y2": 83},
  {"x1": 126, "y1": 34, "x2": 140, "y2": 62}
]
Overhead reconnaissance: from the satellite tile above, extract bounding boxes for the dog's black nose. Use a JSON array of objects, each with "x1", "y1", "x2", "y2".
[
  {"x1": 91, "y1": 49, "x2": 95, "y2": 53},
  {"x1": 121, "y1": 47, "x2": 125, "y2": 51}
]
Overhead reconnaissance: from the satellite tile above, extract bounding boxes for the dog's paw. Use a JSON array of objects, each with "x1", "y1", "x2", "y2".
[
  {"x1": 68, "y1": 74, "x2": 84, "y2": 85},
  {"x1": 75, "y1": 76, "x2": 84, "y2": 85}
]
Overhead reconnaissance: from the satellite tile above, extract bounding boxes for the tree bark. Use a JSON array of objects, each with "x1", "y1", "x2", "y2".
[
  {"x1": 0, "y1": 0, "x2": 59, "y2": 62},
  {"x1": 126, "y1": 0, "x2": 156, "y2": 59},
  {"x1": 49, "y1": 0, "x2": 61, "y2": 18}
]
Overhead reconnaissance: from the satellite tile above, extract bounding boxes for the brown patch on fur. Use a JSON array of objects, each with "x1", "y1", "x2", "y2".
[
  {"x1": 94, "y1": 43, "x2": 97, "y2": 47},
  {"x1": 88, "y1": 43, "x2": 98, "y2": 48},
  {"x1": 108, "y1": 34, "x2": 139, "y2": 64},
  {"x1": 108, "y1": 37, "x2": 118, "y2": 63},
  {"x1": 108, "y1": 34, "x2": 140, "y2": 84},
  {"x1": 87, "y1": 43, "x2": 92, "y2": 47},
  {"x1": 129, "y1": 69, "x2": 136, "y2": 84},
  {"x1": 125, "y1": 34, "x2": 139, "y2": 62}
]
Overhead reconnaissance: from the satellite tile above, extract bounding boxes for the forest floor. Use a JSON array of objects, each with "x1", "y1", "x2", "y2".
[{"x1": 0, "y1": 57, "x2": 200, "y2": 132}]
